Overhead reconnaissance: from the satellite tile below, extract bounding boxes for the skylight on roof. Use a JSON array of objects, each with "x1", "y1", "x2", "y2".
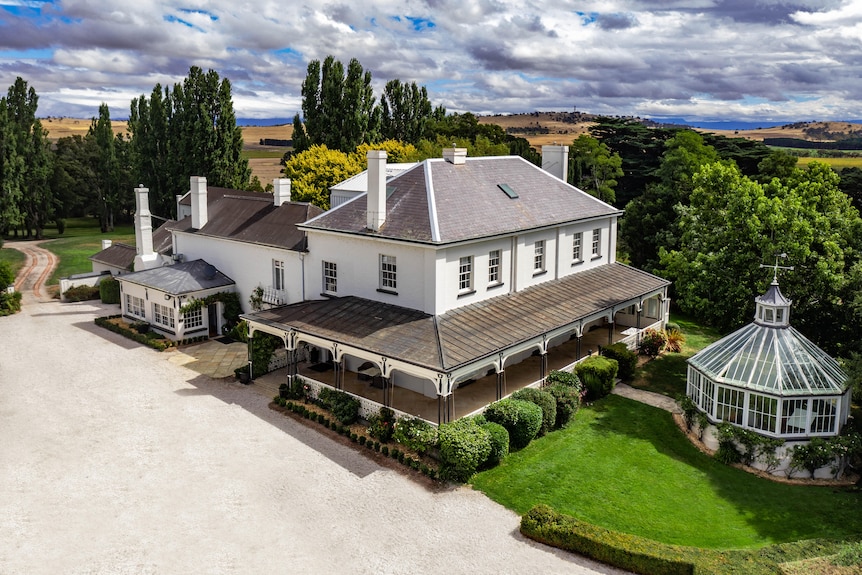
[{"x1": 498, "y1": 183, "x2": 518, "y2": 199}]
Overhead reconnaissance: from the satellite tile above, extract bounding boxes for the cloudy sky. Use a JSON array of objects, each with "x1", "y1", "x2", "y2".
[{"x1": 1, "y1": 0, "x2": 861, "y2": 123}]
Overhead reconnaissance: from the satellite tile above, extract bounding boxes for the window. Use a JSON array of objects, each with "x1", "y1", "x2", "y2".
[
  {"x1": 380, "y1": 255, "x2": 397, "y2": 290},
  {"x1": 748, "y1": 393, "x2": 777, "y2": 433},
  {"x1": 811, "y1": 398, "x2": 837, "y2": 434},
  {"x1": 153, "y1": 302, "x2": 175, "y2": 329},
  {"x1": 488, "y1": 250, "x2": 501, "y2": 284},
  {"x1": 534, "y1": 240, "x2": 545, "y2": 272},
  {"x1": 323, "y1": 261, "x2": 337, "y2": 293},
  {"x1": 273, "y1": 260, "x2": 285, "y2": 291},
  {"x1": 591, "y1": 228, "x2": 601, "y2": 257},
  {"x1": 716, "y1": 386, "x2": 744, "y2": 424},
  {"x1": 183, "y1": 306, "x2": 203, "y2": 329},
  {"x1": 572, "y1": 232, "x2": 582, "y2": 263},
  {"x1": 645, "y1": 297, "x2": 660, "y2": 319},
  {"x1": 458, "y1": 256, "x2": 473, "y2": 292},
  {"x1": 782, "y1": 399, "x2": 809, "y2": 434},
  {"x1": 125, "y1": 294, "x2": 145, "y2": 319}
]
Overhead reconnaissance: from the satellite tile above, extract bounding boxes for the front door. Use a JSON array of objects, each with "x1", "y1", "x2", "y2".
[{"x1": 208, "y1": 304, "x2": 219, "y2": 337}]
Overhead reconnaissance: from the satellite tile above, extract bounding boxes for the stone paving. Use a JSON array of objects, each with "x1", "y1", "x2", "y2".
[{"x1": 167, "y1": 338, "x2": 248, "y2": 379}]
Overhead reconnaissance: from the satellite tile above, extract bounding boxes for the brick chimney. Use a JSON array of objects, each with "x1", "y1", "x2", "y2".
[
  {"x1": 133, "y1": 185, "x2": 158, "y2": 270},
  {"x1": 366, "y1": 150, "x2": 387, "y2": 231},
  {"x1": 542, "y1": 145, "x2": 569, "y2": 182},
  {"x1": 190, "y1": 176, "x2": 208, "y2": 230},
  {"x1": 273, "y1": 178, "x2": 292, "y2": 207}
]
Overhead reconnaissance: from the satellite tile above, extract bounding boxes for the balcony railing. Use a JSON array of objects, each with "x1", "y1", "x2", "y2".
[{"x1": 262, "y1": 287, "x2": 287, "y2": 306}]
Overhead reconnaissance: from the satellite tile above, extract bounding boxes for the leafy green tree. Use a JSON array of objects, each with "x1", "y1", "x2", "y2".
[
  {"x1": 568, "y1": 134, "x2": 622, "y2": 204},
  {"x1": 659, "y1": 161, "x2": 862, "y2": 354},
  {"x1": 50, "y1": 134, "x2": 99, "y2": 220},
  {"x1": 282, "y1": 145, "x2": 363, "y2": 209},
  {"x1": 89, "y1": 103, "x2": 121, "y2": 231},
  {"x1": 0, "y1": 97, "x2": 24, "y2": 239},
  {"x1": 622, "y1": 130, "x2": 719, "y2": 270},
  {"x1": 292, "y1": 56, "x2": 378, "y2": 153},
  {"x1": 129, "y1": 67, "x2": 249, "y2": 217},
  {"x1": 4, "y1": 77, "x2": 53, "y2": 239},
  {"x1": 379, "y1": 79, "x2": 438, "y2": 143},
  {"x1": 756, "y1": 149, "x2": 798, "y2": 183},
  {"x1": 839, "y1": 166, "x2": 862, "y2": 212}
]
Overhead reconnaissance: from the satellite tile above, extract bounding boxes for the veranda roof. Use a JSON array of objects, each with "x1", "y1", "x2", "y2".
[{"x1": 688, "y1": 322, "x2": 847, "y2": 396}]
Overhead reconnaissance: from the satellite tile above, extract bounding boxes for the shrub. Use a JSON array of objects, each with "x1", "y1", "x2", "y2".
[
  {"x1": 639, "y1": 328, "x2": 667, "y2": 357},
  {"x1": 484, "y1": 398, "x2": 543, "y2": 450},
  {"x1": 278, "y1": 383, "x2": 289, "y2": 399},
  {"x1": 790, "y1": 438, "x2": 834, "y2": 478},
  {"x1": 63, "y1": 284, "x2": 101, "y2": 302},
  {"x1": 547, "y1": 383, "x2": 582, "y2": 428},
  {"x1": 665, "y1": 328, "x2": 686, "y2": 353},
  {"x1": 99, "y1": 277, "x2": 120, "y2": 304},
  {"x1": 381, "y1": 446, "x2": 389, "y2": 456},
  {"x1": 358, "y1": 435, "x2": 366, "y2": 446},
  {"x1": 393, "y1": 417, "x2": 438, "y2": 455},
  {"x1": 512, "y1": 387, "x2": 557, "y2": 436},
  {"x1": 0, "y1": 261, "x2": 13, "y2": 287},
  {"x1": 575, "y1": 356, "x2": 619, "y2": 401},
  {"x1": 438, "y1": 419, "x2": 492, "y2": 482},
  {"x1": 677, "y1": 394, "x2": 698, "y2": 431},
  {"x1": 714, "y1": 423, "x2": 742, "y2": 465},
  {"x1": 545, "y1": 370, "x2": 581, "y2": 388},
  {"x1": 318, "y1": 388, "x2": 360, "y2": 425},
  {"x1": 695, "y1": 412, "x2": 710, "y2": 441},
  {"x1": 482, "y1": 422, "x2": 509, "y2": 467},
  {"x1": 367, "y1": 407, "x2": 397, "y2": 443},
  {"x1": 283, "y1": 376, "x2": 306, "y2": 400},
  {"x1": 600, "y1": 342, "x2": 637, "y2": 381},
  {"x1": 0, "y1": 290, "x2": 22, "y2": 316}
]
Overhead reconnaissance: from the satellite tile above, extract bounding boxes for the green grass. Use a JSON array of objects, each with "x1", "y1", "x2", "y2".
[
  {"x1": 472, "y1": 394, "x2": 862, "y2": 549},
  {"x1": 0, "y1": 247, "x2": 27, "y2": 276},
  {"x1": 242, "y1": 150, "x2": 286, "y2": 159},
  {"x1": 629, "y1": 313, "x2": 723, "y2": 397}
]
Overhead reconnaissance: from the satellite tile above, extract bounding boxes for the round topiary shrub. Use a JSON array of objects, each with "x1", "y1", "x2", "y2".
[
  {"x1": 546, "y1": 383, "x2": 582, "y2": 428},
  {"x1": 393, "y1": 417, "x2": 439, "y2": 455},
  {"x1": 438, "y1": 419, "x2": 492, "y2": 482},
  {"x1": 575, "y1": 356, "x2": 619, "y2": 401},
  {"x1": 512, "y1": 387, "x2": 557, "y2": 436},
  {"x1": 600, "y1": 342, "x2": 637, "y2": 381},
  {"x1": 481, "y1": 422, "x2": 509, "y2": 467},
  {"x1": 484, "y1": 398, "x2": 543, "y2": 450}
]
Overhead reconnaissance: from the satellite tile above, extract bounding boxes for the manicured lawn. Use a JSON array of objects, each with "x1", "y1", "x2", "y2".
[
  {"x1": 39, "y1": 218, "x2": 135, "y2": 285},
  {"x1": 243, "y1": 149, "x2": 285, "y2": 159},
  {"x1": 629, "y1": 313, "x2": 723, "y2": 397},
  {"x1": 472, "y1": 394, "x2": 862, "y2": 549},
  {"x1": 0, "y1": 247, "x2": 27, "y2": 276}
]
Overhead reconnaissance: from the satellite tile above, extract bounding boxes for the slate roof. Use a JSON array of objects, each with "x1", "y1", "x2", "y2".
[
  {"x1": 176, "y1": 194, "x2": 324, "y2": 251},
  {"x1": 244, "y1": 263, "x2": 668, "y2": 373},
  {"x1": 89, "y1": 242, "x2": 136, "y2": 271},
  {"x1": 302, "y1": 155, "x2": 621, "y2": 244},
  {"x1": 89, "y1": 219, "x2": 182, "y2": 271},
  {"x1": 177, "y1": 186, "x2": 265, "y2": 206},
  {"x1": 118, "y1": 259, "x2": 235, "y2": 295}
]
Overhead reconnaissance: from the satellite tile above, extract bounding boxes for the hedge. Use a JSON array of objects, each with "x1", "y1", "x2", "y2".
[
  {"x1": 438, "y1": 419, "x2": 492, "y2": 482},
  {"x1": 94, "y1": 315, "x2": 174, "y2": 351},
  {"x1": 481, "y1": 422, "x2": 509, "y2": 467},
  {"x1": 600, "y1": 342, "x2": 637, "y2": 381},
  {"x1": 521, "y1": 505, "x2": 694, "y2": 575},
  {"x1": 484, "y1": 398, "x2": 543, "y2": 450},
  {"x1": 546, "y1": 383, "x2": 582, "y2": 428},
  {"x1": 575, "y1": 356, "x2": 619, "y2": 400},
  {"x1": 99, "y1": 277, "x2": 120, "y2": 304},
  {"x1": 511, "y1": 387, "x2": 557, "y2": 436},
  {"x1": 63, "y1": 284, "x2": 100, "y2": 302}
]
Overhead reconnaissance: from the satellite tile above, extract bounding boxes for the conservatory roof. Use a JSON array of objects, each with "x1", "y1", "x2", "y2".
[{"x1": 687, "y1": 322, "x2": 847, "y2": 396}]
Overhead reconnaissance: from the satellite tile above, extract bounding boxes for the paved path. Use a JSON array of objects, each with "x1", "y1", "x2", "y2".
[
  {"x1": 612, "y1": 382, "x2": 681, "y2": 413},
  {"x1": 0, "y1": 277, "x2": 627, "y2": 574}
]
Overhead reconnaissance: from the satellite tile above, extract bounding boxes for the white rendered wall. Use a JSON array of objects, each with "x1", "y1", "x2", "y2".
[
  {"x1": 173, "y1": 232, "x2": 304, "y2": 313},
  {"x1": 303, "y1": 231, "x2": 433, "y2": 312},
  {"x1": 435, "y1": 238, "x2": 512, "y2": 313}
]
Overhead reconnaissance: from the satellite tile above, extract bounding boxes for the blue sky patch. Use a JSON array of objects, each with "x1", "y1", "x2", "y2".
[
  {"x1": 575, "y1": 11, "x2": 598, "y2": 25},
  {"x1": 0, "y1": 47, "x2": 53, "y2": 59}
]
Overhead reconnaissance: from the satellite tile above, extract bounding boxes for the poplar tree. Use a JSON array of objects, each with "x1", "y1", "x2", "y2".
[
  {"x1": 379, "y1": 79, "x2": 435, "y2": 143},
  {"x1": 90, "y1": 103, "x2": 120, "y2": 231}
]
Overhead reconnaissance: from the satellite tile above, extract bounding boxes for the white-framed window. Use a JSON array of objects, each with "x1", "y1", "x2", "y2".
[
  {"x1": 534, "y1": 240, "x2": 545, "y2": 272},
  {"x1": 572, "y1": 232, "x2": 583, "y2": 263},
  {"x1": 125, "y1": 294, "x2": 145, "y2": 319},
  {"x1": 716, "y1": 386, "x2": 744, "y2": 424},
  {"x1": 645, "y1": 297, "x2": 660, "y2": 319},
  {"x1": 273, "y1": 259, "x2": 285, "y2": 291},
  {"x1": 380, "y1": 254, "x2": 397, "y2": 290},
  {"x1": 488, "y1": 250, "x2": 501, "y2": 285},
  {"x1": 782, "y1": 398, "x2": 809, "y2": 434},
  {"x1": 323, "y1": 261, "x2": 337, "y2": 293},
  {"x1": 748, "y1": 393, "x2": 777, "y2": 433},
  {"x1": 183, "y1": 306, "x2": 203, "y2": 329},
  {"x1": 591, "y1": 228, "x2": 601, "y2": 257},
  {"x1": 458, "y1": 256, "x2": 473, "y2": 292},
  {"x1": 811, "y1": 398, "x2": 837, "y2": 434},
  {"x1": 153, "y1": 302, "x2": 175, "y2": 329}
]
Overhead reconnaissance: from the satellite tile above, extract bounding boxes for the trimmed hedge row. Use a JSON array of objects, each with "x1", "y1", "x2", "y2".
[
  {"x1": 600, "y1": 342, "x2": 637, "y2": 381},
  {"x1": 95, "y1": 315, "x2": 174, "y2": 351},
  {"x1": 521, "y1": 505, "x2": 694, "y2": 575},
  {"x1": 99, "y1": 277, "x2": 120, "y2": 304},
  {"x1": 511, "y1": 387, "x2": 556, "y2": 436},
  {"x1": 575, "y1": 356, "x2": 619, "y2": 400}
]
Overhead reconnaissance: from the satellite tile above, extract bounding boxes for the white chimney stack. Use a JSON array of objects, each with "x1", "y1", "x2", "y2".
[
  {"x1": 133, "y1": 185, "x2": 158, "y2": 271},
  {"x1": 442, "y1": 147, "x2": 467, "y2": 165},
  {"x1": 273, "y1": 178, "x2": 292, "y2": 207},
  {"x1": 366, "y1": 150, "x2": 387, "y2": 231},
  {"x1": 101, "y1": 239, "x2": 112, "y2": 250},
  {"x1": 190, "y1": 176, "x2": 208, "y2": 230},
  {"x1": 542, "y1": 145, "x2": 569, "y2": 182}
]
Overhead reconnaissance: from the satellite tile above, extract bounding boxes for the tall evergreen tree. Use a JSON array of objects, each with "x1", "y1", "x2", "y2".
[
  {"x1": 0, "y1": 96, "x2": 24, "y2": 239},
  {"x1": 379, "y1": 79, "x2": 434, "y2": 143},
  {"x1": 129, "y1": 67, "x2": 249, "y2": 217},
  {"x1": 90, "y1": 103, "x2": 120, "y2": 231}
]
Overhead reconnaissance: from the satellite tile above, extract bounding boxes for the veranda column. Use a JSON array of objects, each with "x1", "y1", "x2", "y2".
[
  {"x1": 540, "y1": 353, "x2": 548, "y2": 383},
  {"x1": 248, "y1": 333, "x2": 254, "y2": 380},
  {"x1": 496, "y1": 370, "x2": 506, "y2": 400},
  {"x1": 608, "y1": 316, "x2": 615, "y2": 345}
]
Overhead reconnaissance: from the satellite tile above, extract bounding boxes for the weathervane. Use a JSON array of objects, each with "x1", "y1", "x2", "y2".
[{"x1": 759, "y1": 253, "x2": 794, "y2": 283}]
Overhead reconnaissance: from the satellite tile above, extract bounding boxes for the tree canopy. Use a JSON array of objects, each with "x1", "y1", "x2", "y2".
[
  {"x1": 659, "y1": 161, "x2": 862, "y2": 356},
  {"x1": 568, "y1": 134, "x2": 622, "y2": 204}
]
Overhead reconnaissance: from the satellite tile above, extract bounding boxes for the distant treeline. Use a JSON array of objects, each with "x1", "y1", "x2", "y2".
[
  {"x1": 259, "y1": 138, "x2": 293, "y2": 147},
  {"x1": 764, "y1": 137, "x2": 862, "y2": 150}
]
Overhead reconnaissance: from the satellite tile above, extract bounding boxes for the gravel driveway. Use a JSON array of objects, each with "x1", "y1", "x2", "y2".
[{"x1": 0, "y1": 293, "x2": 626, "y2": 574}]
